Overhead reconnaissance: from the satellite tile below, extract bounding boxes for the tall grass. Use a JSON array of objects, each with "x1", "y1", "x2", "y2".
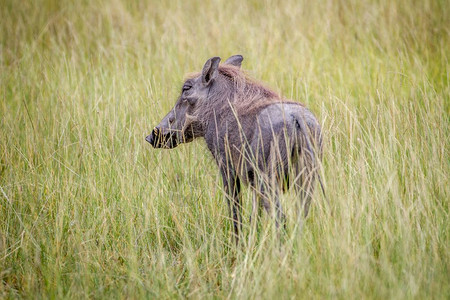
[{"x1": 1, "y1": 0, "x2": 448, "y2": 298}]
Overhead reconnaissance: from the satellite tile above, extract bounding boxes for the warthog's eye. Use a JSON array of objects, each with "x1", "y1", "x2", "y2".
[{"x1": 182, "y1": 85, "x2": 192, "y2": 92}]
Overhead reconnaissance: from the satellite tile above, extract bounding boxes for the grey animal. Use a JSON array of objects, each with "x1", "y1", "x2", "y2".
[{"x1": 146, "y1": 55, "x2": 323, "y2": 242}]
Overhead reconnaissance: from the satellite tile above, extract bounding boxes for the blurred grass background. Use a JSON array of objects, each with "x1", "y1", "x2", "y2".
[{"x1": 0, "y1": 0, "x2": 449, "y2": 298}]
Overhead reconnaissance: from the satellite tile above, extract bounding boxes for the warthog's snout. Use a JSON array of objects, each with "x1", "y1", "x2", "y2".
[
  {"x1": 145, "y1": 127, "x2": 158, "y2": 147},
  {"x1": 146, "y1": 127, "x2": 178, "y2": 149}
]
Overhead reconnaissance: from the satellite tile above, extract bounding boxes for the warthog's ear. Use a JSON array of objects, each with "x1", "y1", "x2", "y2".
[
  {"x1": 224, "y1": 55, "x2": 243, "y2": 68},
  {"x1": 202, "y1": 56, "x2": 221, "y2": 86}
]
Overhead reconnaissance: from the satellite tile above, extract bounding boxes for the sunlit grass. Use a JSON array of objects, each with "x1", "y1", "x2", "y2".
[{"x1": 1, "y1": 0, "x2": 448, "y2": 298}]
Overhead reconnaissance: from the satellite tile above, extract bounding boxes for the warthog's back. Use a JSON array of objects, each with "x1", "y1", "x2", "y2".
[
  {"x1": 254, "y1": 102, "x2": 320, "y2": 138},
  {"x1": 231, "y1": 102, "x2": 322, "y2": 187}
]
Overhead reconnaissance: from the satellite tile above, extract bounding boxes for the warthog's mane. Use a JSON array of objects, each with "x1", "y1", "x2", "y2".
[{"x1": 187, "y1": 64, "x2": 303, "y2": 114}]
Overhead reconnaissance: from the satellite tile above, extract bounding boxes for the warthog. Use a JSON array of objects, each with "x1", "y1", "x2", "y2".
[{"x1": 146, "y1": 55, "x2": 323, "y2": 242}]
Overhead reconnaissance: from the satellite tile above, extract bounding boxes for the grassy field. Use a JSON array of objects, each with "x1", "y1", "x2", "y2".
[{"x1": 1, "y1": 0, "x2": 449, "y2": 298}]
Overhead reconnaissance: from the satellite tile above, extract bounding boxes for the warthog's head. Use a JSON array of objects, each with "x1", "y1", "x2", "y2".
[{"x1": 146, "y1": 55, "x2": 243, "y2": 148}]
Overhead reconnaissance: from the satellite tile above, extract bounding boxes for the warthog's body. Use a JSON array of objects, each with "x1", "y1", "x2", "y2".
[{"x1": 146, "y1": 55, "x2": 323, "y2": 242}]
